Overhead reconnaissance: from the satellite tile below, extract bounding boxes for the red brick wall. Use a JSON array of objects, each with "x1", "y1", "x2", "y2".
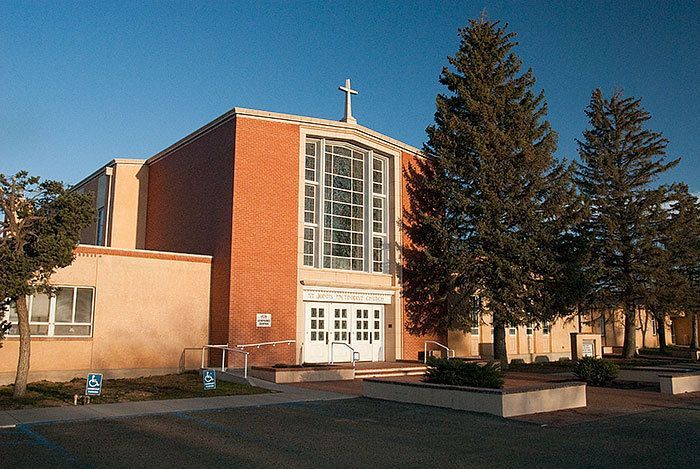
[
  {"x1": 228, "y1": 117, "x2": 299, "y2": 365},
  {"x1": 144, "y1": 119, "x2": 236, "y2": 347},
  {"x1": 401, "y1": 151, "x2": 445, "y2": 360}
]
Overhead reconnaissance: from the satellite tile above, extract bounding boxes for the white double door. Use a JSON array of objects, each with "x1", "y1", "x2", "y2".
[{"x1": 304, "y1": 302, "x2": 384, "y2": 363}]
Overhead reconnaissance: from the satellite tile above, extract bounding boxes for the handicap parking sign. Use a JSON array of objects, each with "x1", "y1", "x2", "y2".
[
  {"x1": 203, "y1": 369, "x2": 216, "y2": 390},
  {"x1": 85, "y1": 373, "x2": 103, "y2": 396}
]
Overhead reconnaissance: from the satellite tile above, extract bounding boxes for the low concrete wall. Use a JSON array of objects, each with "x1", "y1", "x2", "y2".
[
  {"x1": 659, "y1": 373, "x2": 700, "y2": 394},
  {"x1": 363, "y1": 379, "x2": 586, "y2": 418},
  {"x1": 617, "y1": 367, "x2": 698, "y2": 384},
  {"x1": 251, "y1": 365, "x2": 355, "y2": 383}
]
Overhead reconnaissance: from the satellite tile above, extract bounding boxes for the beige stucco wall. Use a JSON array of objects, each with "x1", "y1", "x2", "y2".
[
  {"x1": 73, "y1": 159, "x2": 148, "y2": 250},
  {"x1": 584, "y1": 309, "x2": 673, "y2": 350},
  {"x1": 0, "y1": 246, "x2": 211, "y2": 384},
  {"x1": 449, "y1": 313, "x2": 579, "y2": 363},
  {"x1": 672, "y1": 314, "x2": 698, "y2": 346},
  {"x1": 108, "y1": 161, "x2": 149, "y2": 249}
]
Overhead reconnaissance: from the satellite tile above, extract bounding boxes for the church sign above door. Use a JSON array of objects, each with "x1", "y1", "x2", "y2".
[{"x1": 302, "y1": 287, "x2": 393, "y2": 304}]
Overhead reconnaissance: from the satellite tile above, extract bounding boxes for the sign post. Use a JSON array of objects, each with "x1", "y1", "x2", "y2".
[
  {"x1": 85, "y1": 373, "x2": 103, "y2": 397},
  {"x1": 203, "y1": 369, "x2": 217, "y2": 390}
]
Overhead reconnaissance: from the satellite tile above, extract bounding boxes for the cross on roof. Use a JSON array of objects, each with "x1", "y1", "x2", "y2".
[{"x1": 339, "y1": 78, "x2": 358, "y2": 124}]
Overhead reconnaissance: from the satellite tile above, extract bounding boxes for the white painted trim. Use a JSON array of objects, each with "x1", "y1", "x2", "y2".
[{"x1": 302, "y1": 286, "x2": 394, "y2": 304}]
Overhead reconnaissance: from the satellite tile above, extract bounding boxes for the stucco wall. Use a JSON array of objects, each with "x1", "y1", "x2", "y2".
[
  {"x1": 672, "y1": 314, "x2": 698, "y2": 346},
  {"x1": 145, "y1": 118, "x2": 236, "y2": 348},
  {"x1": 108, "y1": 162, "x2": 149, "y2": 249},
  {"x1": 0, "y1": 246, "x2": 211, "y2": 384}
]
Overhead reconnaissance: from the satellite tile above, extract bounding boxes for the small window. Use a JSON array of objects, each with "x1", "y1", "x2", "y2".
[
  {"x1": 543, "y1": 322, "x2": 550, "y2": 335},
  {"x1": 509, "y1": 325, "x2": 517, "y2": 336},
  {"x1": 5, "y1": 287, "x2": 95, "y2": 338},
  {"x1": 526, "y1": 324, "x2": 533, "y2": 336},
  {"x1": 651, "y1": 317, "x2": 658, "y2": 336}
]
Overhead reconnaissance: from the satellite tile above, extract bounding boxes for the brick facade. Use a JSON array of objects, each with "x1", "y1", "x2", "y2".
[
  {"x1": 228, "y1": 117, "x2": 299, "y2": 364},
  {"x1": 400, "y1": 151, "x2": 445, "y2": 360}
]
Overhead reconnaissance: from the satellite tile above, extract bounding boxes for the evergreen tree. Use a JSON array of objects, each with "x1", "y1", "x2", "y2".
[
  {"x1": 663, "y1": 187, "x2": 700, "y2": 350},
  {"x1": 404, "y1": 18, "x2": 582, "y2": 365},
  {"x1": 0, "y1": 172, "x2": 93, "y2": 397},
  {"x1": 576, "y1": 90, "x2": 679, "y2": 358}
]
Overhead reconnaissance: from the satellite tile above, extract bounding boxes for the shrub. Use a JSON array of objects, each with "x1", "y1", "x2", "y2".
[
  {"x1": 424, "y1": 358, "x2": 504, "y2": 389},
  {"x1": 573, "y1": 357, "x2": 619, "y2": 386}
]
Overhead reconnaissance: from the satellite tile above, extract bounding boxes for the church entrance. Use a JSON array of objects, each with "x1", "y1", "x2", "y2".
[{"x1": 303, "y1": 302, "x2": 384, "y2": 363}]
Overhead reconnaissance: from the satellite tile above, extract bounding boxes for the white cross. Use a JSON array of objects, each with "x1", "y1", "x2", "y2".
[{"x1": 339, "y1": 78, "x2": 358, "y2": 124}]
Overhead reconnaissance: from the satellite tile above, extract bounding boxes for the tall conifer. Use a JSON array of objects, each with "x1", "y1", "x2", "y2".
[
  {"x1": 576, "y1": 90, "x2": 679, "y2": 358},
  {"x1": 404, "y1": 18, "x2": 581, "y2": 365}
]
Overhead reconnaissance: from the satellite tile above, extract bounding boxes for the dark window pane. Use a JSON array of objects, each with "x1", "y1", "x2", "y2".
[
  {"x1": 54, "y1": 325, "x2": 91, "y2": 336},
  {"x1": 75, "y1": 288, "x2": 93, "y2": 323},
  {"x1": 30, "y1": 294, "x2": 50, "y2": 322},
  {"x1": 29, "y1": 324, "x2": 48, "y2": 335},
  {"x1": 332, "y1": 258, "x2": 350, "y2": 270}
]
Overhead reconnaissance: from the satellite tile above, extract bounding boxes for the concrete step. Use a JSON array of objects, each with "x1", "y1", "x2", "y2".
[{"x1": 355, "y1": 367, "x2": 427, "y2": 379}]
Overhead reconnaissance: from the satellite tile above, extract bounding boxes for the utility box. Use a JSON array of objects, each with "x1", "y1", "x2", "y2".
[{"x1": 570, "y1": 333, "x2": 602, "y2": 360}]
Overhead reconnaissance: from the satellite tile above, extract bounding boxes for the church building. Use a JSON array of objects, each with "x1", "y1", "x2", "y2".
[{"x1": 1, "y1": 81, "x2": 685, "y2": 383}]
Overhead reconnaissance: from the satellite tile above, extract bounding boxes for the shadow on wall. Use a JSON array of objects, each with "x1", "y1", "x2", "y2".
[{"x1": 135, "y1": 165, "x2": 149, "y2": 249}]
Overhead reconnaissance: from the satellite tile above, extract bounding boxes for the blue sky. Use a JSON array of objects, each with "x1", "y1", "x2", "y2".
[{"x1": 1, "y1": 1, "x2": 698, "y2": 192}]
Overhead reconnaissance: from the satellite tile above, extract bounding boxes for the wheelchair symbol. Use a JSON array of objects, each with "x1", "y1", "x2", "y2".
[
  {"x1": 88, "y1": 376, "x2": 101, "y2": 387},
  {"x1": 204, "y1": 374, "x2": 215, "y2": 383}
]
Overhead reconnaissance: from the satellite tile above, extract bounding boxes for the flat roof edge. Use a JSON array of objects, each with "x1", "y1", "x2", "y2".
[
  {"x1": 145, "y1": 106, "x2": 423, "y2": 166},
  {"x1": 76, "y1": 245, "x2": 213, "y2": 263},
  {"x1": 71, "y1": 159, "x2": 146, "y2": 190}
]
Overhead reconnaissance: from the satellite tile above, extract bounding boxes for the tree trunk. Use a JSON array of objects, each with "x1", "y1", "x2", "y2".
[
  {"x1": 656, "y1": 312, "x2": 667, "y2": 354},
  {"x1": 691, "y1": 312, "x2": 698, "y2": 351},
  {"x1": 639, "y1": 307, "x2": 647, "y2": 349},
  {"x1": 492, "y1": 317, "x2": 508, "y2": 369},
  {"x1": 13, "y1": 296, "x2": 31, "y2": 398},
  {"x1": 621, "y1": 304, "x2": 637, "y2": 358}
]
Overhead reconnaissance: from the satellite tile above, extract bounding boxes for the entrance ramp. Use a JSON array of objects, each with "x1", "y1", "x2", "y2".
[{"x1": 354, "y1": 361, "x2": 427, "y2": 379}]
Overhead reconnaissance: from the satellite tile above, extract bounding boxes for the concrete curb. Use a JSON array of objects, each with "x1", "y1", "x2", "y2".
[{"x1": 0, "y1": 385, "x2": 354, "y2": 427}]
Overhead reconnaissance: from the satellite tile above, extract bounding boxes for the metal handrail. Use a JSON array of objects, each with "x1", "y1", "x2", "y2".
[
  {"x1": 201, "y1": 344, "x2": 250, "y2": 378},
  {"x1": 329, "y1": 342, "x2": 360, "y2": 367},
  {"x1": 236, "y1": 340, "x2": 296, "y2": 349},
  {"x1": 423, "y1": 340, "x2": 456, "y2": 363}
]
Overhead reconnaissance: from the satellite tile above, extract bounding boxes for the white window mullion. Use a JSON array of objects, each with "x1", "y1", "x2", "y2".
[
  {"x1": 364, "y1": 150, "x2": 373, "y2": 272},
  {"x1": 48, "y1": 293, "x2": 56, "y2": 336},
  {"x1": 71, "y1": 286, "x2": 78, "y2": 322},
  {"x1": 319, "y1": 139, "x2": 326, "y2": 267}
]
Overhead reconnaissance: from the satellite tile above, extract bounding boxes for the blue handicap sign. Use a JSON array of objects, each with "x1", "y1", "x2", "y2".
[
  {"x1": 85, "y1": 373, "x2": 103, "y2": 396},
  {"x1": 203, "y1": 369, "x2": 216, "y2": 390}
]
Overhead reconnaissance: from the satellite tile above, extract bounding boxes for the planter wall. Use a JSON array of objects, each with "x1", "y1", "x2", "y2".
[
  {"x1": 251, "y1": 365, "x2": 354, "y2": 383},
  {"x1": 363, "y1": 379, "x2": 586, "y2": 418},
  {"x1": 659, "y1": 373, "x2": 700, "y2": 394}
]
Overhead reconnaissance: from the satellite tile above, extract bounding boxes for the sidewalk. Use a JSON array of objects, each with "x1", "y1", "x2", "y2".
[{"x1": 0, "y1": 378, "x2": 353, "y2": 428}]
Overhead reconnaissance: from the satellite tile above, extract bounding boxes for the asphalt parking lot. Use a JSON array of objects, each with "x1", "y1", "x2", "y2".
[{"x1": 2, "y1": 397, "x2": 699, "y2": 468}]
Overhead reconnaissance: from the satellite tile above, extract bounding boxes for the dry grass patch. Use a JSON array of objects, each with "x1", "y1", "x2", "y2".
[{"x1": 0, "y1": 371, "x2": 269, "y2": 411}]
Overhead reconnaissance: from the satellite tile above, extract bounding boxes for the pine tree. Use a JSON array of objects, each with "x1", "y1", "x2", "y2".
[
  {"x1": 404, "y1": 17, "x2": 582, "y2": 365},
  {"x1": 663, "y1": 187, "x2": 700, "y2": 350},
  {"x1": 0, "y1": 172, "x2": 94, "y2": 397},
  {"x1": 576, "y1": 90, "x2": 679, "y2": 358}
]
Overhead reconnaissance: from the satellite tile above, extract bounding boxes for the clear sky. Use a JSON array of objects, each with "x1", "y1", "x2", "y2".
[{"x1": 1, "y1": 1, "x2": 698, "y2": 192}]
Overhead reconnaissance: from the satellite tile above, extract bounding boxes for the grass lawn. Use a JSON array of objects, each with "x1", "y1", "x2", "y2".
[{"x1": 0, "y1": 371, "x2": 269, "y2": 411}]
